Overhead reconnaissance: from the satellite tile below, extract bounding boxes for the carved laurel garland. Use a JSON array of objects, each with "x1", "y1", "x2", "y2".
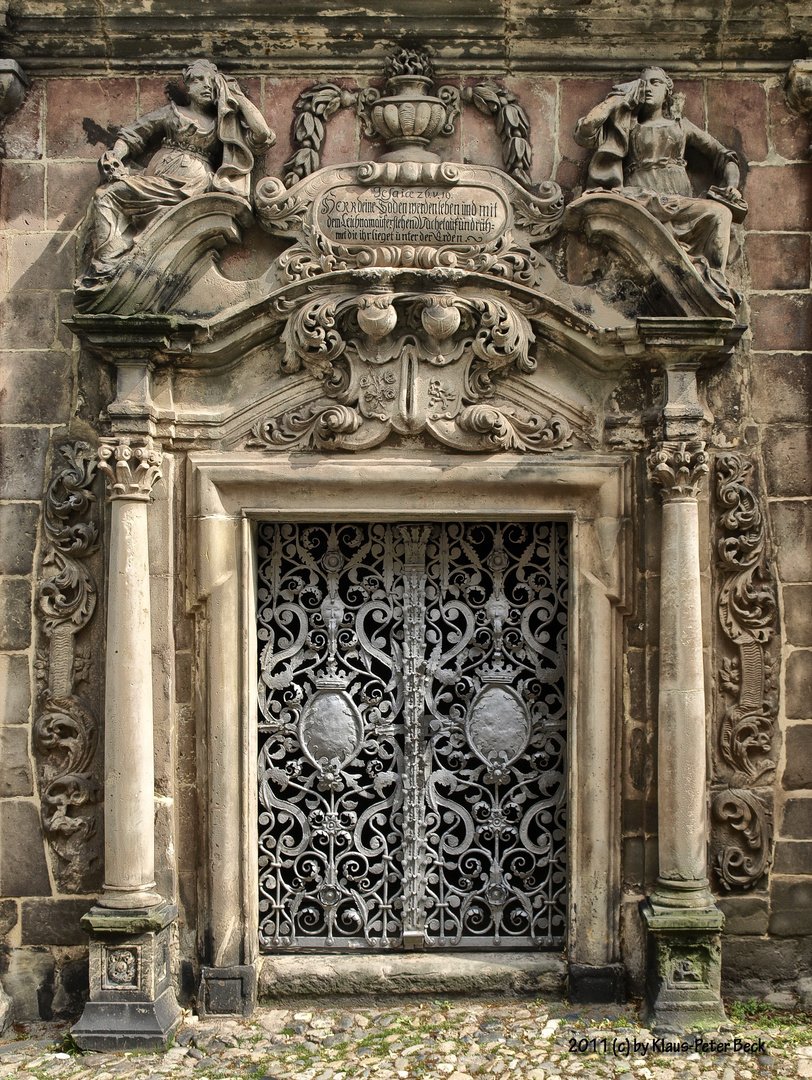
[
  {"x1": 281, "y1": 48, "x2": 534, "y2": 190},
  {"x1": 35, "y1": 442, "x2": 102, "y2": 892},
  {"x1": 711, "y1": 452, "x2": 778, "y2": 892}
]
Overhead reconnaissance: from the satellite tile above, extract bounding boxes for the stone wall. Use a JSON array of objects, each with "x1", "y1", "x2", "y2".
[{"x1": 0, "y1": 51, "x2": 811, "y2": 1018}]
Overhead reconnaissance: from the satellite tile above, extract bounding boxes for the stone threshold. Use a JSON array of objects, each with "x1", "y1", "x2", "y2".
[{"x1": 258, "y1": 951, "x2": 567, "y2": 1000}]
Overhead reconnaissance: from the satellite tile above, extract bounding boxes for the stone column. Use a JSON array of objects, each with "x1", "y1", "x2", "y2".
[
  {"x1": 73, "y1": 436, "x2": 181, "y2": 1051},
  {"x1": 642, "y1": 439, "x2": 725, "y2": 1032}
]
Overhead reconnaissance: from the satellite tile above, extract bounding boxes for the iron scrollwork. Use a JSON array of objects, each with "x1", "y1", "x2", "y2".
[
  {"x1": 256, "y1": 521, "x2": 567, "y2": 950},
  {"x1": 34, "y1": 442, "x2": 102, "y2": 892},
  {"x1": 711, "y1": 453, "x2": 778, "y2": 892}
]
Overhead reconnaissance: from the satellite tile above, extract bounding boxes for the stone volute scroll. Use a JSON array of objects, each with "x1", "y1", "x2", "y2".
[
  {"x1": 567, "y1": 67, "x2": 747, "y2": 315},
  {"x1": 75, "y1": 60, "x2": 274, "y2": 307}
]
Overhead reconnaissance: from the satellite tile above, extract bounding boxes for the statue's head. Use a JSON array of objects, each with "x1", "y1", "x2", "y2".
[
  {"x1": 639, "y1": 67, "x2": 674, "y2": 117},
  {"x1": 182, "y1": 59, "x2": 218, "y2": 108}
]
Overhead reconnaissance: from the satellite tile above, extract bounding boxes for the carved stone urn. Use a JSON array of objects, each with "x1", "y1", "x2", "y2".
[{"x1": 369, "y1": 48, "x2": 458, "y2": 162}]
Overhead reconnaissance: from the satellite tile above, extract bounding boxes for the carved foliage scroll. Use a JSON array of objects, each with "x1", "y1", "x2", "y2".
[
  {"x1": 34, "y1": 442, "x2": 102, "y2": 892},
  {"x1": 711, "y1": 453, "x2": 778, "y2": 892}
]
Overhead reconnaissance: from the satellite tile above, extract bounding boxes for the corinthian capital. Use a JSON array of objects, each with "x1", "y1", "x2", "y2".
[
  {"x1": 97, "y1": 436, "x2": 163, "y2": 501},
  {"x1": 648, "y1": 440, "x2": 709, "y2": 500}
]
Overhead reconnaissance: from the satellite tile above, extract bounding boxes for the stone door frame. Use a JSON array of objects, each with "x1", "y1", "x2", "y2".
[{"x1": 187, "y1": 449, "x2": 633, "y2": 991}]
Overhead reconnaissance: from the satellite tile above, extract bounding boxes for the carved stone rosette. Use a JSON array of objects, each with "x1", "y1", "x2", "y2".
[
  {"x1": 35, "y1": 442, "x2": 102, "y2": 892},
  {"x1": 710, "y1": 453, "x2": 778, "y2": 892}
]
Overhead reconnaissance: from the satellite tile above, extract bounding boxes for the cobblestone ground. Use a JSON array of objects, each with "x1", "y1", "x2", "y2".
[{"x1": 1, "y1": 1000, "x2": 810, "y2": 1080}]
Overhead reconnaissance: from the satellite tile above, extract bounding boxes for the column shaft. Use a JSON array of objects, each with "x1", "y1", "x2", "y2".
[
  {"x1": 657, "y1": 497, "x2": 707, "y2": 884},
  {"x1": 102, "y1": 496, "x2": 160, "y2": 906}
]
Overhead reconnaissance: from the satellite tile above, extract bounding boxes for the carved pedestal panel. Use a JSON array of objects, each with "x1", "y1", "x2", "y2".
[{"x1": 72, "y1": 903, "x2": 181, "y2": 1050}]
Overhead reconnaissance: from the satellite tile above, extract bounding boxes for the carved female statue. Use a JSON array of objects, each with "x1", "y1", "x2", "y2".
[
  {"x1": 82, "y1": 59, "x2": 274, "y2": 287},
  {"x1": 574, "y1": 67, "x2": 747, "y2": 305}
]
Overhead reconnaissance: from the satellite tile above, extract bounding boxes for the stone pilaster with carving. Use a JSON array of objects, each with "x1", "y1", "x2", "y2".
[
  {"x1": 34, "y1": 443, "x2": 103, "y2": 893},
  {"x1": 642, "y1": 438, "x2": 725, "y2": 1032},
  {"x1": 73, "y1": 436, "x2": 181, "y2": 1051},
  {"x1": 711, "y1": 454, "x2": 778, "y2": 894}
]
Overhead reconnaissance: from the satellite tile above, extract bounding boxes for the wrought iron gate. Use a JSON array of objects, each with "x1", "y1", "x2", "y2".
[{"x1": 257, "y1": 521, "x2": 567, "y2": 950}]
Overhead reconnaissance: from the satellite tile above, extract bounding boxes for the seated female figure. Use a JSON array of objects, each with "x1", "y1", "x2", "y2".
[
  {"x1": 82, "y1": 59, "x2": 274, "y2": 289},
  {"x1": 574, "y1": 67, "x2": 746, "y2": 306}
]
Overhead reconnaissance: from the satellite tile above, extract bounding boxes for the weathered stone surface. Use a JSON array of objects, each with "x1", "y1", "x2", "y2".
[
  {"x1": 706, "y1": 78, "x2": 768, "y2": 163},
  {"x1": 0, "y1": 654, "x2": 31, "y2": 725},
  {"x1": 782, "y1": 724, "x2": 812, "y2": 788},
  {"x1": 45, "y1": 160, "x2": 102, "y2": 231},
  {"x1": 769, "y1": 84, "x2": 812, "y2": 161},
  {"x1": 717, "y1": 896, "x2": 769, "y2": 936},
  {"x1": 0, "y1": 161, "x2": 45, "y2": 230},
  {"x1": 4, "y1": 947, "x2": 56, "y2": 1021},
  {"x1": 750, "y1": 353, "x2": 812, "y2": 423},
  {"x1": 8, "y1": 232, "x2": 77, "y2": 293},
  {"x1": 761, "y1": 427, "x2": 812, "y2": 498},
  {"x1": 783, "y1": 584, "x2": 812, "y2": 646},
  {"x1": 20, "y1": 899, "x2": 91, "y2": 946},
  {"x1": 0, "y1": 577, "x2": 32, "y2": 650},
  {"x1": 0, "y1": 79, "x2": 42, "y2": 160},
  {"x1": 0, "y1": 503, "x2": 38, "y2": 574},
  {"x1": 786, "y1": 653, "x2": 812, "y2": 720},
  {"x1": 750, "y1": 293, "x2": 812, "y2": 352},
  {"x1": 0, "y1": 801, "x2": 50, "y2": 895},
  {"x1": 259, "y1": 952, "x2": 566, "y2": 998},
  {"x1": 746, "y1": 232, "x2": 811, "y2": 291},
  {"x1": 781, "y1": 797, "x2": 812, "y2": 838},
  {"x1": 0, "y1": 727, "x2": 34, "y2": 797},
  {"x1": 769, "y1": 878, "x2": 812, "y2": 935},
  {"x1": 0, "y1": 351, "x2": 73, "y2": 425},
  {"x1": 0, "y1": 293, "x2": 57, "y2": 350},
  {"x1": 768, "y1": 500, "x2": 812, "y2": 582},
  {"x1": 0, "y1": 898, "x2": 19, "y2": 937},
  {"x1": 773, "y1": 841, "x2": 812, "y2": 876},
  {"x1": 722, "y1": 934, "x2": 812, "y2": 985},
  {"x1": 743, "y1": 163, "x2": 812, "y2": 231},
  {"x1": 0, "y1": 427, "x2": 48, "y2": 499},
  {"x1": 45, "y1": 78, "x2": 136, "y2": 159}
]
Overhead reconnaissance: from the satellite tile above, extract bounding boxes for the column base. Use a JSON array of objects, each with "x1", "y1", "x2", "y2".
[
  {"x1": 641, "y1": 900, "x2": 726, "y2": 1034},
  {"x1": 73, "y1": 901, "x2": 181, "y2": 1051},
  {"x1": 198, "y1": 964, "x2": 256, "y2": 1017}
]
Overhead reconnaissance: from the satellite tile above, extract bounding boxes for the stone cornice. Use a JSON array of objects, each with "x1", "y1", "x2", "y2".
[{"x1": 1, "y1": 3, "x2": 806, "y2": 73}]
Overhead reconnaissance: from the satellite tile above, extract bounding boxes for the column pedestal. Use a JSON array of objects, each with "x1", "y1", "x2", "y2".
[{"x1": 72, "y1": 903, "x2": 181, "y2": 1050}]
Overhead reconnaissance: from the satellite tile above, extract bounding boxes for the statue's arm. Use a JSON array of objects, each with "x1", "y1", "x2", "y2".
[
  {"x1": 683, "y1": 119, "x2": 740, "y2": 191},
  {"x1": 574, "y1": 84, "x2": 640, "y2": 149},
  {"x1": 98, "y1": 107, "x2": 172, "y2": 179}
]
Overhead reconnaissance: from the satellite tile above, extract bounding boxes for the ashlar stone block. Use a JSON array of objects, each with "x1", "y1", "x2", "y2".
[
  {"x1": 783, "y1": 724, "x2": 812, "y2": 789},
  {"x1": 0, "y1": 727, "x2": 33, "y2": 796}
]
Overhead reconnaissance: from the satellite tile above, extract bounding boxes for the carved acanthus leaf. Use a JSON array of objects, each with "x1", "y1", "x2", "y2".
[
  {"x1": 712, "y1": 788, "x2": 772, "y2": 891},
  {"x1": 648, "y1": 440, "x2": 709, "y2": 499},
  {"x1": 35, "y1": 442, "x2": 102, "y2": 893},
  {"x1": 455, "y1": 405, "x2": 573, "y2": 452},
  {"x1": 715, "y1": 453, "x2": 778, "y2": 784},
  {"x1": 97, "y1": 436, "x2": 163, "y2": 500}
]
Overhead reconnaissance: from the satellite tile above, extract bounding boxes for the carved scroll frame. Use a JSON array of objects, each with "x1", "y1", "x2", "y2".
[
  {"x1": 34, "y1": 442, "x2": 103, "y2": 893},
  {"x1": 710, "y1": 452, "x2": 779, "y2": 893}
]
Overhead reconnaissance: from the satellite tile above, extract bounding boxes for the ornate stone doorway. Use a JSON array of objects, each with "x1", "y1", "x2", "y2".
[{"x1": 256, "y1": 521, "x2": 568, "y2": 951}]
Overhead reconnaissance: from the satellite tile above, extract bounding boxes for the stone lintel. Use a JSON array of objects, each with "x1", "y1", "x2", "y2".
[
  {"x1": 635, "y1": 317, "x2": 744, "y2": 366},
  {"x1": 568, "y1": 963, "x2": 626, "y2": 1004},
  {"x1": 81, "y1": 902, "x2": 177, "y2": 937},
  {"x1": 198, "y1": 965, "x2": 257, "y2": 1017}
]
